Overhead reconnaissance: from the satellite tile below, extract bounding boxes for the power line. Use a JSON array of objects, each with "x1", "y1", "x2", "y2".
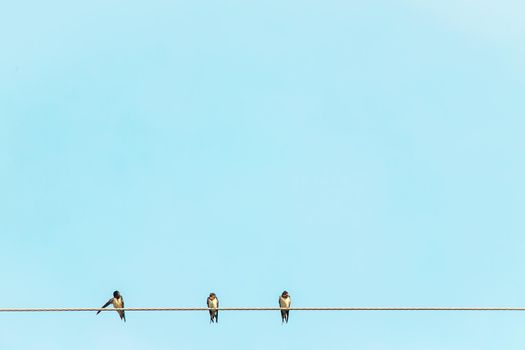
[{"x1": 1, "y1": 307, "x2": 525, "y2": 312}]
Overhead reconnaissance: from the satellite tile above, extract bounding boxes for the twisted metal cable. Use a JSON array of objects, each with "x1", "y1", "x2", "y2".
[{"x1": 1, "y1": 307, "x2": 525, "y2": 312}]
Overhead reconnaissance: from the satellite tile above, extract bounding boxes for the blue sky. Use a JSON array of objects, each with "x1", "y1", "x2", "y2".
[{"x1": 1, "y1": 0, "x2": 524, "y2": 349}]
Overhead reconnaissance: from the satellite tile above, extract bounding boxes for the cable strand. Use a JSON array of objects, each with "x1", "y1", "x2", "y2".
[{"x1": 1, "y1": 307, "x2": 525, "y2": 312}]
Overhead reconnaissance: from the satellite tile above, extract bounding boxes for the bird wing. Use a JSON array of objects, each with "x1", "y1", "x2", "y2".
[
  {"x1": 121, "y1": 297, "x2": 126, "y2": 322},
  {"x1": 97, "y1": 298, "x2": 113, "y2": 315}
]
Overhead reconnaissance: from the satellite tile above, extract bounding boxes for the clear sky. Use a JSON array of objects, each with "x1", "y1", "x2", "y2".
[{"x1": 1, "y1": 1, "x2": 525, "y2": 349}]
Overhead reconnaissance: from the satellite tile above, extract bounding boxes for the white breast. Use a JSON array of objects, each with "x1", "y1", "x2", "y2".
[
  {"x1": 279, "y1": 296, "x2": 291, "y2": 308},
  {"x1": 112, "y1": 298, "x2": 123, "y2": 309},
  {"x1": 208, "y1": 298, "x2": 218, "y2": 309}
]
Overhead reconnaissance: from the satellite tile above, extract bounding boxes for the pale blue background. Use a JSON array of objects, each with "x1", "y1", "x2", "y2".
[{"x1": 1, "y1": 1, "x2": 525, "y2": 349}]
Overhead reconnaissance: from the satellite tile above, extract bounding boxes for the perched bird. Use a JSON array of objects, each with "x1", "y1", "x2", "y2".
[
  {"x1": 279, "y1": 291, "x2": 291, "y2": 324},
  {"x1": 207, "y1": 293, "x2": 219, "y2": 323},
  {"x1": 97, "y1": 290, "x2": 126, "y2": 322}
]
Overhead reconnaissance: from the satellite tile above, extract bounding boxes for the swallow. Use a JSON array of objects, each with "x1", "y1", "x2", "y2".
[
  {"x1": 207, "y1": 293, "x2": 219, "y2": 323},
  {"x1": 96, "y1": 290, "x2": 126, "y2": 322},
  {"x1": 279, "y1": 291, "x2": 291, "y2": 324}
]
